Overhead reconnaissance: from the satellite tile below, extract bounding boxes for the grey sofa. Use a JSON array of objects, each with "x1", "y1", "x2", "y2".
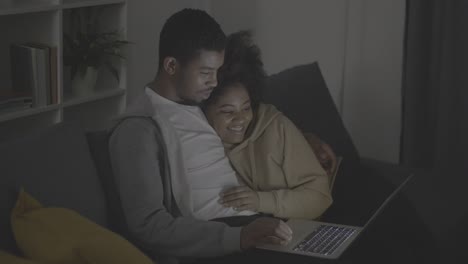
[
  {"x1": 0, "y1": 121, "x2": 109, "y2": 255},
  {"x1": 0, "y1": 62, "x2": 438, "y2": 263}
]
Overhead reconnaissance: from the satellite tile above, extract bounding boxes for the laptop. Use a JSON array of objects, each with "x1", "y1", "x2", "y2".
[{"x1": 257, "y1": 172, "x2": 414, "y2": 260}]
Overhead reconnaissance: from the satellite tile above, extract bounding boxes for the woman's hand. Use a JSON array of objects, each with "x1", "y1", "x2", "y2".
[{"x1": 219, "y1": 186, "x2": 259, "y2": 212}]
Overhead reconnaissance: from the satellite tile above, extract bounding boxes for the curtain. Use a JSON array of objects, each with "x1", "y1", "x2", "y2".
[
  {"x1": 401, "y1": 0, "x2": 468, "y2": 172},
  {"x1": 401, "y1": 1, "x2": 468, "y2": 260}
]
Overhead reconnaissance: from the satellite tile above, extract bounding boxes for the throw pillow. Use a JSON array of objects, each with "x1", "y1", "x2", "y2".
[{"x1": 11, "y1": 190, "x2": 154, "y2": 264}]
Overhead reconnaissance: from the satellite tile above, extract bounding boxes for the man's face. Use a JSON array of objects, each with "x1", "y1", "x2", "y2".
[{"x1": 175, "y1": 50, "x2": 224, "y2": 105}]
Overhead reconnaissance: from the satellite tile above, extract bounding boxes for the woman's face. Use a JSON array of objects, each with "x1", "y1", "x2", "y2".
[{"x1": 205, "y1": 83, "x2": 253, "y2": 145}]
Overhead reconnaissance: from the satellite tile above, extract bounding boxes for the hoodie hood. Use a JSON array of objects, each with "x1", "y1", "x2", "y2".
[
  {"x1": 247, "y1": 103, "x2": 282, "y2": 141},
  {"x1": 111, "y1": 91, "x2": 156, "y2": 126}
]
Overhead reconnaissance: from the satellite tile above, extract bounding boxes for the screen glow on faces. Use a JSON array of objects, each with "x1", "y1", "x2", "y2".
[
  {"x1": 205, "y1": 83, "x2": 253, "y2": 145},
  {"x1": 175, "y1": 50, "x2": 224, "y2": 105}
]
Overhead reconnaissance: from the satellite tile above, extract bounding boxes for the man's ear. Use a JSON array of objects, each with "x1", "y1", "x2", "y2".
[{"x1": 162, "y1": 57, "x2": 178, "y2": 75}]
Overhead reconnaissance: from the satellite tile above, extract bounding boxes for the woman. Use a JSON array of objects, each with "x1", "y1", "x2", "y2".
[{"x1": 203, "y1": 31, "x2": 333, "y2": 219}]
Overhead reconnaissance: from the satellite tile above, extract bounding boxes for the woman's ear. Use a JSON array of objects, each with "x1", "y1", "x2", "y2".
[{"x1": 162, "y1": 57, "x2": 178, "y2": 75}]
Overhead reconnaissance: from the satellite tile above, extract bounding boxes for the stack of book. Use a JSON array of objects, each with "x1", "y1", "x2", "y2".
[
  {"x1": 0, "y1": 94, "x2": 33, "y2": 113},
  {"x1": 9, "y1": 42, "x2": 58, "y2": 110}
]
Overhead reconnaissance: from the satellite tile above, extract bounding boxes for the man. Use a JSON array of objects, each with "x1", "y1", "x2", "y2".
[{"x1": 109, "y1": 9, "x2": 293, "y2": 264}]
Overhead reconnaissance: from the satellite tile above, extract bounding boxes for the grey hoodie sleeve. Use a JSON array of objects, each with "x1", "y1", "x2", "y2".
[{"x1": 108, "y1": 118, "x2": 241, "y2": 258}]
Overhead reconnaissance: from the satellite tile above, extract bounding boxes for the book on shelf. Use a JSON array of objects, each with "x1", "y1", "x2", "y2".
[
  {"x1": 49, "y1": 46, "x2": 58, "y2": 104},
  {"x1": 10, "y1": 43, "x2": 58, "y2": 107},
  {"x1": 9, "y1": 45, "x2": 34, "y2": 94},
  {"x1": 24, "y1": 42, "x2": 51, "y2": 106},
  {"x1": 0, "y1": 93, "x2": 33, "y2": 114}
]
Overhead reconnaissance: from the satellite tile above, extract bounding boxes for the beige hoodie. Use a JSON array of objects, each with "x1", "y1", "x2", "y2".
[{"x1": 227, "y1": 103, "x2": 333, "y2": 219}]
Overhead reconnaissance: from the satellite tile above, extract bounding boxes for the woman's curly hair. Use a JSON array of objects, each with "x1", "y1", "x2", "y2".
[{"x1": 204, "y1": 30, "x2": 266, "y2": 110}]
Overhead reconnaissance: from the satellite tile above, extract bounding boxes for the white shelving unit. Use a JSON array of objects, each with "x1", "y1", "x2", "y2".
[{"x1": 0, "y1": 0, "x2": 127, "y2": 141}]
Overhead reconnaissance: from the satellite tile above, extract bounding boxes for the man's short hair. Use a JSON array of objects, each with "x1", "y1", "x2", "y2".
[{"x1": 158, "y1": 9, "x2": 226, "y2": 70}]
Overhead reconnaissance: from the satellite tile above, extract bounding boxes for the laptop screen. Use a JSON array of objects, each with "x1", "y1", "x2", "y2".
[{"x1": 321, "y1": 160, "x2": 414, "y2": 227}]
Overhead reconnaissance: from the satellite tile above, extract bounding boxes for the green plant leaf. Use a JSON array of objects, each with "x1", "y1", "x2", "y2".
[{"x1": 64, "y1": 8, "x2": 130, "y2": 82}]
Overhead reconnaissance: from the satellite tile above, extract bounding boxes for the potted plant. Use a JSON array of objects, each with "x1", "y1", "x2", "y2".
[{"x1": 64, "y1": 7, "x2": 130, "y2": 96}]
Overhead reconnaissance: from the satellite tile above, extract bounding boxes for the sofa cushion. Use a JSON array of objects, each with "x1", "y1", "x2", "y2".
[
  {"x1": 0, "y1": 122, "x2": 107, "y2": 253},
  {"x1": 11, "y1": 190, "x2": 153, "y2": 264}
]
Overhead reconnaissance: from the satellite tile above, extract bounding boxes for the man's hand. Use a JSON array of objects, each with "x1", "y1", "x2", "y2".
[
  {"x1": 303, "y1": 133, "x2": 337, "y2": 176},
  {"x1": 219, "y1": 186, "x2": 259, "y2": 212},
  {"x1": 240, "y1": 217, "x2": 293, "y2": 250},
  {"x1": 316, "y1": 141, "x2": 337, "y2": 175}
]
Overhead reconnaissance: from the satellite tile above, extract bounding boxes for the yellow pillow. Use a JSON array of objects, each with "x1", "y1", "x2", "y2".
[
  {"x1": 11, "y1": 190, "x2": 154, "y2": 264},
  {"x1": 0, "y1": 250, "x2": 40, "y2": 264}
]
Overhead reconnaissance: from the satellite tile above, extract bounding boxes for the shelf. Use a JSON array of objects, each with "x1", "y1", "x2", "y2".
[
  {"x1": 62, "y1": 88, "x2": 125, "y2": 108},
  {"x1": 0, "y1": 0, "x2": 127, "y2": 138},
  {"x1": 61, "y1": 0, "x2": 125, "y2": 9},
  {"x1": 0, "y1": 0, "x2": 126, "y2": 16},
  {"x1": 0, "y1": 1, "x2": 60, "y2": 16},
  {"x1": 0, "y1": 88, "x2": 125, "y2": 122},
  {"x1": 0, "y1": 104, "x2": 60, "y2": 122}
]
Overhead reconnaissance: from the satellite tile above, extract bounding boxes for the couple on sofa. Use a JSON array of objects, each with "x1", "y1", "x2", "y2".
[{"x1": 109, "y1": 8, "x2": 337, "y2": 264}]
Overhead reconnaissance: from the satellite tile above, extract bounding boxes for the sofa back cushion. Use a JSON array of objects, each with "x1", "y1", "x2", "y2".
[
  {"x1": 264, "y1": 62, "x2": 360, "y2": 165},
  {"x1": 0, "y1": 122, "x2": 107, "y2": 253},
  {"x1": 86, "y1": 130, "x2": 129, "y2": 237}
]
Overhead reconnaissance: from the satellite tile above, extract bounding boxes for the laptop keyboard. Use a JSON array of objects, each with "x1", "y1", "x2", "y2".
[{"x1": 293, "y1": 225, "x2": 356, "y2": 256}]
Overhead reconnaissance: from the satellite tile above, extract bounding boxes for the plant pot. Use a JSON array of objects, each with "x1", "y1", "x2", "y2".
[{"x1": 71, "y1": 67, "x2": 98, "y2": 97}]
